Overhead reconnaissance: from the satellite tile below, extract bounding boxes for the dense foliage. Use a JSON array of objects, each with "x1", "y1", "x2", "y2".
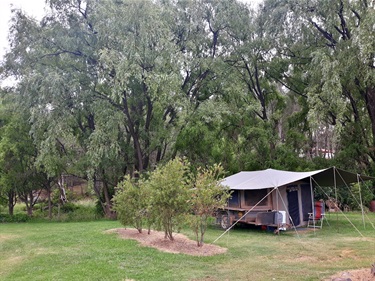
[{"x1": 0, "y1": 0, "x2": 374, "y2": 216}]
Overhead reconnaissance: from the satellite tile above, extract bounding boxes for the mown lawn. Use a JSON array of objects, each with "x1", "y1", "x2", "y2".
[{"x1": 0, "y1": 212, "x2": 374, "y2": 281}]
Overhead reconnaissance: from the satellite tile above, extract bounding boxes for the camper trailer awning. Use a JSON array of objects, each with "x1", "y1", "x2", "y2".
[{"x1": 221, "y1": 167, "x2": 374, "y2": 190}]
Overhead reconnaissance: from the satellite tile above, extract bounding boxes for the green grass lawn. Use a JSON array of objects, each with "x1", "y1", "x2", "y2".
[{"x1": 0, "y1": 212, "x2": 374, "y2": 281}]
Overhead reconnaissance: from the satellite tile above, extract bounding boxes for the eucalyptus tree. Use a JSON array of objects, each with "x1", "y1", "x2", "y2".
[
  {"x1": 167, "y1": 0, "x2": 237, "y2": 165},
  {"x1": 259, "y1": 0, "x2": 375, "y2": 171},
  {"x1": 167, "y1": 0, "x2": 237, "y2": 104}
]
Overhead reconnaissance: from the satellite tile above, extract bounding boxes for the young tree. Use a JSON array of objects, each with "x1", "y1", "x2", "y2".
[
  {"x1": 147, "y1": 158, "x2": 191, "y2": 241},
  {"x1": 188, "y1": 164, "x2": 230, "y2": 247},
  {"x1": 113, "y1": 175, "x2": 150, "y2": 233}
]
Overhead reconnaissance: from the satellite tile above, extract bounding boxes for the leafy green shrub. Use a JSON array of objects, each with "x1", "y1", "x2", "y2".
[
  {"x1": 60, "y1": 202, "x2": 79, "y2": 213},
  {"x1": 147, "y1": 158, "x2": 191, "y2": 241},
  {"x1": 0, "y1": 214, "x2": 12, "y2": 223},
  {"x1": 46, "y1": 204, "x2": 98, "y2": 222},
  {"x1": 344, "y1": 183, "x2": 375, "y2": 211},
  {"x1": 0, "y1": 213, "x2": 30, "y2": 223},
  {"x1": 95, "y1": 199, "x2": 105, "y2": 217},
  {"x1": 66, "y1": 206, "x2": 97, "y2": 221},
  {"x1": 186, "y1": 163, "x2": 231, "y2": 247},
  {"x1": 113, "y1": 175, "x2": 150, "y2": 233},
  {"x1": 113, "y1": 158, "x2": 191, "y2": 240},
  {"x1": 28, "y1": 199, "x2": 98, "y2": 221}
]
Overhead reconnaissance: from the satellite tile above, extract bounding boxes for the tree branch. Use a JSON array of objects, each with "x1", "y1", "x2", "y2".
[{"x1": 308, "y1": 19, "x2": 337, "y2": 48}]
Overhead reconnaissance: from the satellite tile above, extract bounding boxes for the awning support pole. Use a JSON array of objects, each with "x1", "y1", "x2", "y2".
[
  {"x1": 310, "y1": 176, "x2": 316, "y2": 233},
  {"x1": 334, "y1": 166, "x2": 339, "y2": 226},
  {"x1": 357, "y1": 174, "x2": 365, "y2": 229}
]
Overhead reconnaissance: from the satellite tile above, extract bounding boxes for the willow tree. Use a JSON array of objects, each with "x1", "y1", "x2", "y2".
[
  {"x1": 170, "y1": 0, "x2": 242, "y2": 167},
  {"x1": 259, "y1": 0, "x2": 375, "y2": 172},
  {"x1": 0, "y1": 90, "x2": 50, "y2": 216},
  {"x1": 3, "y1": 0, "x2": 187, "y2": 216},
  {"x1": 170, "y1": 0, "x2": 280, "y2": 170}
]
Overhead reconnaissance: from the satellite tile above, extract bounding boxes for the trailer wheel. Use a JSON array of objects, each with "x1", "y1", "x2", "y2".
[{"x1": 220, "y1": 214, "x2": 231, "y2": 230}]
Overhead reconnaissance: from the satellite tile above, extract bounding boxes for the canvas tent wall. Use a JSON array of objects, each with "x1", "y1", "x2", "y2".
[
  {"x1": 221, "y1": 167, "x2": 374, "y2": 227},
  {"x1": 270, "y1": 182, "x2": 313, "y2": 226}
]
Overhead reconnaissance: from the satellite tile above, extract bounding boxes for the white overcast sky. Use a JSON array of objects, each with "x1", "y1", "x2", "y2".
[
  {"x1": 0, "y1": 0, "x2": 47, "y2": 59},
  {"x1": 0, "y1": 0, "x2": 261, "y2": 61}
]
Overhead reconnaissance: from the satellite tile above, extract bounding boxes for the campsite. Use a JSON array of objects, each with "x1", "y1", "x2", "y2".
[
  {"x1": 1, "y1": 213, "x2": 374, "y2": 281},
  {"x1": 1, "y1": 0, "x2": 375, "y2": 280},
  {"x1": 1, "y1": 164, "x2": 375, "y2": 281}
]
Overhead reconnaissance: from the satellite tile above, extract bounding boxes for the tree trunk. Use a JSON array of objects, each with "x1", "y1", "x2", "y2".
[
  {"x1": 195, "y1": 230, "x2": 200, "y2": 247},
  {"x1": 92, "y1": 178, "x2": 105, "y2": 216},
  {"x1": 8, "y1": 190, "x2": 16, "y2": 216},
  {"x1": 142, "y1": 93, "x2": 153, "y2": 171},
  {"x1": 26, "y1": 190, "x2": 33, "y2": 216},
  {"x1": 199, "y1": 219, "x2": 206, "y2": 247},
  {"x1": 26, "y1": 205, "x2": 33, "y2": 216},
  {"x1": 122, "y1": 93, "x2": 144, "y2": 172},
  {"x1": 102, "y1": 180, "x2": 114, "y2": 219},
  {"x1": 58, "y1": 176, "x2": 67, "y2": 205},
  {"x1": 47, "y1": 187, "x2": 52, "y2": 219},
  {"x1": 365, "y1": 87, "x2": 375, "y2": 147}
]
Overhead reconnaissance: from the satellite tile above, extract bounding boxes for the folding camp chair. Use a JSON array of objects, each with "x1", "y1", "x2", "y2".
[{"x1": 307, "y1": 201, "x2": 329, "y2": 228}]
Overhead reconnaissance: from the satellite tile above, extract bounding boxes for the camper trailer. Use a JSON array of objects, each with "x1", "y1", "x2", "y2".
[{"x1": 216, "y1": 168, "x2": 373, "y2": 230}]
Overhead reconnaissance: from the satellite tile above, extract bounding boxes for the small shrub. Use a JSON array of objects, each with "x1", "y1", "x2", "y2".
[
  {"x1": 113, "y1": 175, "x2": 150, "y2": 233},
  {"x1": 95, "y1": 199, "x2": 105, "y2": 217},
  {"x1": 147, "y1": 158, "x2": 191, "y2": 241},
  {"x1": 66, "y1": 207, "x2": 97, "y2": 221},
  {"x1": 60, "y1": 202, "x2": 79, "y2": 213},
  {"x1": 187, "y1": 164, "x2": 230, "y2": 247},
  {"x1": 0, "y1": 213, "x2": 30, "y2": 223}
]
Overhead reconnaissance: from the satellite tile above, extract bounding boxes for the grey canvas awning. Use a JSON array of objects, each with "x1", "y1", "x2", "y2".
[{"x1": 221, "y1": 167, "x2": 374, "y2": 190}]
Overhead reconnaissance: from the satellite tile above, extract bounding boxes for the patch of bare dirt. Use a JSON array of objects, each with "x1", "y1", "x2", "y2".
[
  {"x1": 324, "y1": 268, "x2": 375, "y2": 281},
  {"x1": 0, "y1": 234, "x2": 19, "y2": 241},
  {"x1": 106, "y1": 228, "x2": 227, "y2": 256}
]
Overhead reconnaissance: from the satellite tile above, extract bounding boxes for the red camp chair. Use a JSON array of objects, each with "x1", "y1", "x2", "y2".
[{"x1": 308, "y1": 201, "x2": 328, "y2": 228}]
